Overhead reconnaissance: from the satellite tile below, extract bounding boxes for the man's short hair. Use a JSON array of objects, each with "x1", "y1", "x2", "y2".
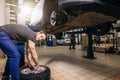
[{"x1": 39, "y1": 31, "x2": 46, "y2": 35}]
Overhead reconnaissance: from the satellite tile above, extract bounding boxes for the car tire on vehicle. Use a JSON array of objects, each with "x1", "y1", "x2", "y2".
[
  {"x1": 42, "y1": 0, "x2": 68, "y2": 27},
  {"x1": 20, "y1": 65, "x2": 51, "y2": 80}
]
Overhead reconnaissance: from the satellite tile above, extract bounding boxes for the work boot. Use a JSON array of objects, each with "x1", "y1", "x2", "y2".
[{"x1": 69, "y1": 48, "x2": 71, "y2": 50}]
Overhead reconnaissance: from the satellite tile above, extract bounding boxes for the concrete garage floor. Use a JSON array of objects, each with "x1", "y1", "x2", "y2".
[{"x1": 36, "y1": 45, "x2": 120, "y2": 80}]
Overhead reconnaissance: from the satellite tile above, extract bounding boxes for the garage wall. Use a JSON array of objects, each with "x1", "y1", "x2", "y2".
[{"x1": 0, "y1": 0, "x2": 5, "y2": 25}]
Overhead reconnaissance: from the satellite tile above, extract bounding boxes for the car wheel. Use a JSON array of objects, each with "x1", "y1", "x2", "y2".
[
  {"x1": 20, "y1": 65, "x2": 50, "y2": 80},
  {"x1": 50, "y1": 10, "x2": 68, "y2": 26},
  {"x1": 91, "y1": 22, "x2": 112, "y2": 36},
  {"x1": 42, "y1": 0, "x2": 67, "y2": 27},
  {"x1": 63, "y1": 42, "x2": 66, "y2": 45},
  {"x1": 50, "y1": 11, "x2": 57, "y2": 26}
]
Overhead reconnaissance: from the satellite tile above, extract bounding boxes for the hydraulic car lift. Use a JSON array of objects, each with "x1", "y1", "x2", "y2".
[{"x1": 82, "y1": 27, "x2": 96, "y2": 59}]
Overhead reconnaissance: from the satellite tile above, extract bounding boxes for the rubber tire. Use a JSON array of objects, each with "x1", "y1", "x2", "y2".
[
  {"x1": 91, "y1": 22, "x2": 112, "y2": 36},
  {"x1": 50, "y1": 10, "x2": 68, "y2": 26},
  {"x1": 42, "y1": 0, "x2": 68, "y2": 26},
  {"x1": 63, "y1": 42, "x2": 66, "y2": 46},
  {"x1": 20, "y1": 65, "x2": 50, "y2": 80}
]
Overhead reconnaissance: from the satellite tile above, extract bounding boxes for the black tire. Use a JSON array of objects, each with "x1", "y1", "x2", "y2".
[
  {"x1": 91, "y1": 22, "x2": 112, "y2": 36},
  {"x1": 50, "y1": 11, "x2": 68, "y2": 26},
  {"x1": 42, "y1": 0, "x2": 68, "y2": 26},
  {"x1": 20, "y1": 65, "x2": 50, "y2": 80},
  {"x1": 63, "y1": 42, "x2": 66, "y2": 46}
]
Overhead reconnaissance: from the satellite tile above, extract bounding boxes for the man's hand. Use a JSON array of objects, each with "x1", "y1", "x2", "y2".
[
  {"x1": 35, "y1": 65, "x2": 42, "y2": 72},
  {"x1": 21, "y1": 62, "x2": 34, "y2": 68}
]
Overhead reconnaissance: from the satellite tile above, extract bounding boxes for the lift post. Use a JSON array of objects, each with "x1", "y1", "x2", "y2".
[{"x1": 83, "y1": 27, "x2": 96, "y2": 59}]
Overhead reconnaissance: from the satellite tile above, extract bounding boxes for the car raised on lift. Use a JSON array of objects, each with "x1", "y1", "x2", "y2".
[{"x1": 31, "y1": 0, "x2": 120, "y2": 36}]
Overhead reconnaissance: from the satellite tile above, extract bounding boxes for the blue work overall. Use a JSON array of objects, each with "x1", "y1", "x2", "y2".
[{"x1": 0, "y1": 28, "x2": 20, "y2": 80}]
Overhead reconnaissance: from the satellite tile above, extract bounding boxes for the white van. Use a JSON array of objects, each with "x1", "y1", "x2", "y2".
[{"x1": 57, "y1": 37, "x2": 70, "y2": 45}]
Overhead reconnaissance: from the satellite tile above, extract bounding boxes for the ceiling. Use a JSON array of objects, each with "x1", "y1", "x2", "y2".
[{"x1": 6, "y1": 0, "x2": 37, "y2": 7}]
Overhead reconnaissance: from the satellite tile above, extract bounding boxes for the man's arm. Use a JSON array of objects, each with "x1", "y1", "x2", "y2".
[
  {"x1": 25, "y1": 42, "x2": 33, "y2": 67},
  {"x1": 27, "y1": 40, "x2": 41, "y2": 71}
]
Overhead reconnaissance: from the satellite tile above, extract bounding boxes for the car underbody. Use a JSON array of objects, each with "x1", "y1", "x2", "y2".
[{"x1": 31, "y1": 0, "x2": 120, "y2": 36}]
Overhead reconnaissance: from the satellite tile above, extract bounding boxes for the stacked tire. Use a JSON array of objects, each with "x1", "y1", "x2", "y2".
[{"x1": 20, "y1": 65, "x2": 50, "y2": 80}]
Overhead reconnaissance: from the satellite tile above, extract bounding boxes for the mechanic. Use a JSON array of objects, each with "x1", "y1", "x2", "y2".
[
  {"x1": 69, "y1": 34, "x2": 76, "y2": 49},
  {"x1": 0, "y1": 24, "x2": 46, "y2": 80}
]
